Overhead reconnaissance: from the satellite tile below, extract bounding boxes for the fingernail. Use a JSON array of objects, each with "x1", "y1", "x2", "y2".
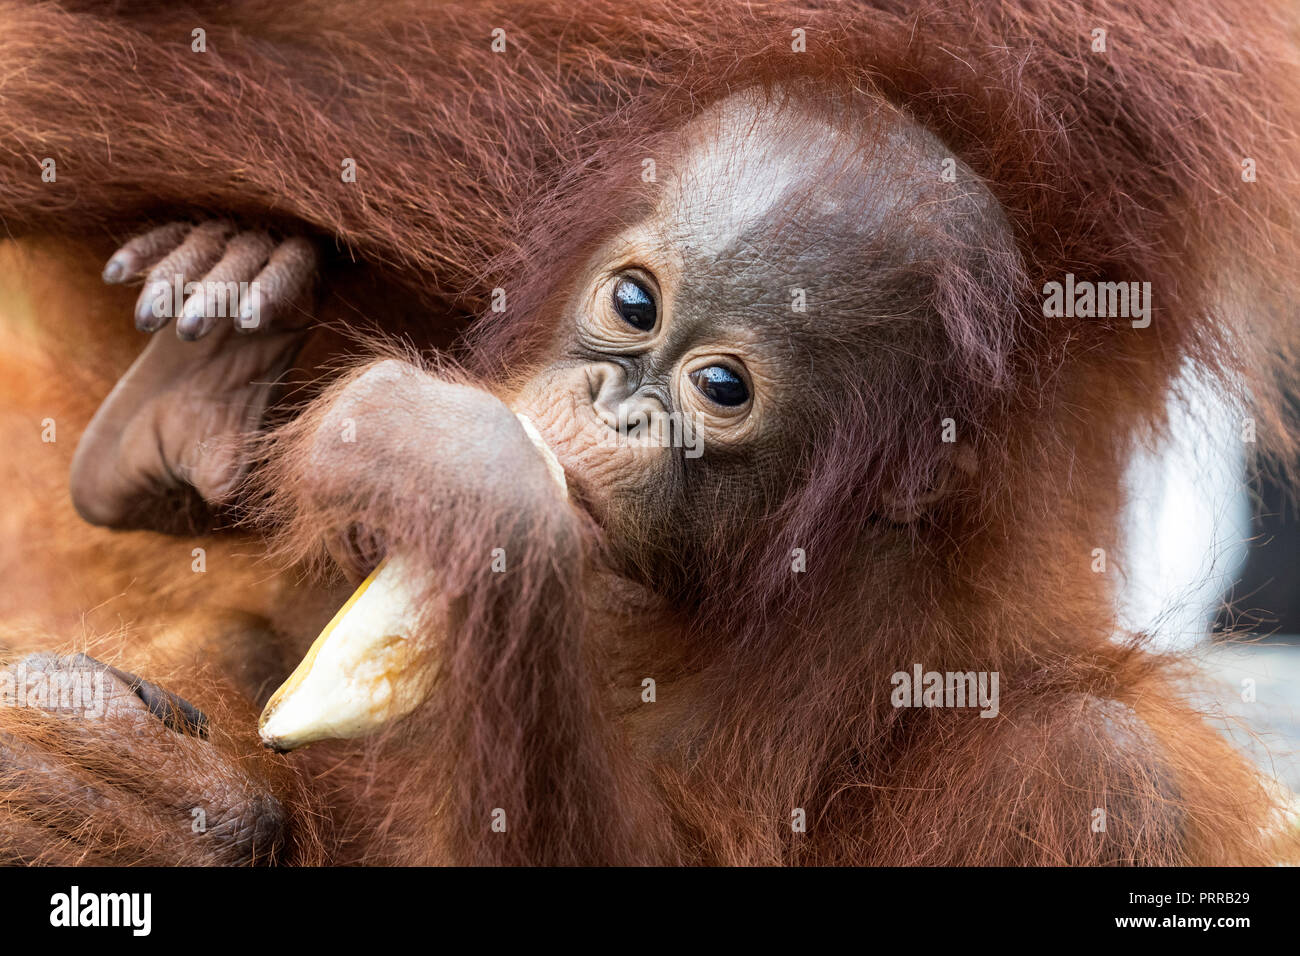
[
  {"x1": 102, "y1": 257, "x2": 126, "y2": 283},
  {"x1": 177, "y1": 307, "x2": 205, "y2": 339},
  {"x1": 176, "y1": 317, "x2": 210, "y2": 341},
  {"x1": 102, "y1": 662, "x2": 210, "y2": 738},
  {"x1": 135, "y1": 282, "x2": 171, "y2": 331}
]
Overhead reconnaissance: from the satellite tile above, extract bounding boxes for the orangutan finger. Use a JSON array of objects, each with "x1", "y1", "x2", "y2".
[
  {"x1": 176, "y1": 231, "x2": 276, "y2": 341},
  {"x1": 134, "y1": 219, "x2": 235, "y2": 332},
  {"x1": 237, "y1": 237, "x2": 318, "y2": 332},
  {"x1": 102, "y1": 221, "x2": 193, "y2": 284},
  {"x1": 70, "y1": 654, "x2": 210, "y2": 738}
]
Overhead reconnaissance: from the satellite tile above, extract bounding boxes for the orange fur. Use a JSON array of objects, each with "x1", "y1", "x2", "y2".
[{"x1": 0, "y1": 1, "x2": 1296, "y2": 864}]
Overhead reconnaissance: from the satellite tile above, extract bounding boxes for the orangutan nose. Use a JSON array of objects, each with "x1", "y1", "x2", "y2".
[{"x1": 588, "y1": 362, "x2": 665, "y2": 436}]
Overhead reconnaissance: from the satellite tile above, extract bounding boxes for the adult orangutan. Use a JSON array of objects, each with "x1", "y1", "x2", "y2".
[{"x1": 0, "y1": 0, "x2": 1296, "y2": 865}]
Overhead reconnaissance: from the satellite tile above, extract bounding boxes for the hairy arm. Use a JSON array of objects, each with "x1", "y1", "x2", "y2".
[
  {"x1": 256, "y1": 358, "x2": 671, "y2": 863},
  {"x1": 0, "y1": 0, "x2": 650, "y2": 303}
]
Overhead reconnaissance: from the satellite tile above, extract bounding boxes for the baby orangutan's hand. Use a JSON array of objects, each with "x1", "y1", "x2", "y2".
[
  {"x1": 102, "y1": 220, "x2": 315, "y2": 338},
  {"x1": 71, "y1": 221, "x2": 320, "y2": 533}
]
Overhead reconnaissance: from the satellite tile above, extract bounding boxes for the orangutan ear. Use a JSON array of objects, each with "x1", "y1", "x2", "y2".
[{"x1": 880, "y1": 441, "x2": 978, "y2": 523}]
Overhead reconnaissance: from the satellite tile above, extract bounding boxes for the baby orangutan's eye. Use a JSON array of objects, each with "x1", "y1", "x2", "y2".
[
  {"x1": 689, "y1": 364, "x2": 749, "y2": 407},
  {"x1": 611, "y1": 275, "x2": 657, "y2": 332}
]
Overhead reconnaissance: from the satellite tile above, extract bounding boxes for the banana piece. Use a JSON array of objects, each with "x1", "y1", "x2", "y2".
[
  {"x1": 258, "y1": 554, "x2": 433, "y2": 751},
  {"x1": 257, "y1": 412, "x2": 566, "y2": 751}
]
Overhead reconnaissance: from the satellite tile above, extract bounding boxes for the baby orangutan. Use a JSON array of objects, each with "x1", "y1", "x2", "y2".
[{"x1": 1, "y1": 88, "x2": 1285, "y2": 866}]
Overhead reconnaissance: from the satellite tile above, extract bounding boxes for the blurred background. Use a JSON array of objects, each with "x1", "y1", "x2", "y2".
[{"x1": 1120, "y1": 367, "x2": 1299, "y2": 793}]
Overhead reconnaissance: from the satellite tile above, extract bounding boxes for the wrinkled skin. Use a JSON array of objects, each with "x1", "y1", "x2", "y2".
[
  {"x1": 0, "y1": 653, "x2": 288, "y2": 865},
  {"x1": 70, "y1": 223, "x2": 318, "y2": 530}
]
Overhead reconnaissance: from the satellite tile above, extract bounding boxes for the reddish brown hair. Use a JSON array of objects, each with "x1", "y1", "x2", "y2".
[{"x1": 0, "y1": 0, "x2": 1296, "y2": 864}]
